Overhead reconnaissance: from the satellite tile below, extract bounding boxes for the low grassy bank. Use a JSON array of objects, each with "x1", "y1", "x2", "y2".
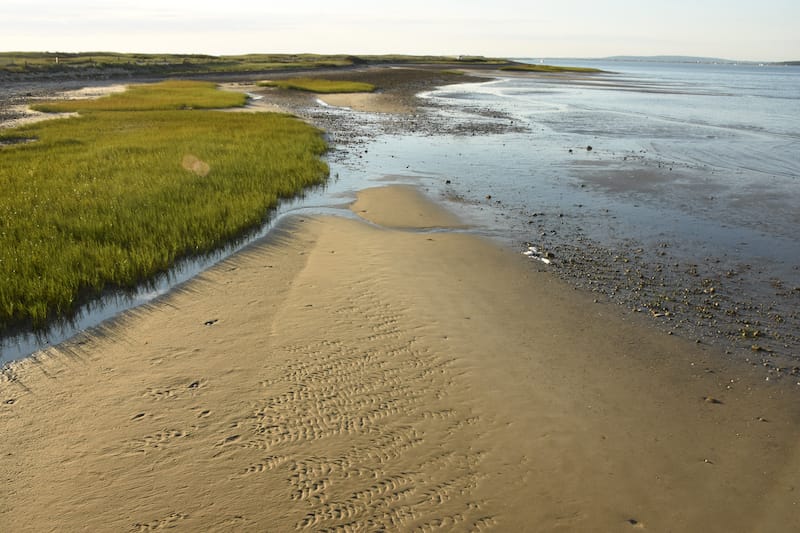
[
  {"x1": 0, "y1": 81, "x2": 328, "y2": 333},
  {"x1": 0, "y1": 52, "x2": 512, "y2": 81},
  {"x1": 258, "y1": 78, "x2": 377, "y2": 94}
]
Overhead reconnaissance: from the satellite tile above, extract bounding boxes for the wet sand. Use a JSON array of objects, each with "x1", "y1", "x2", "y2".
[{"x1": 2, "y1": 185, "x2": 800, "y2": 532}]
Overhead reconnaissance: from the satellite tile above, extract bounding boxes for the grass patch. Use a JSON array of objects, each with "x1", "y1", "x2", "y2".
[
  {"x1": 0, "y1": 81, "x2": 328, "y2": 332},
  {"x1": 500, "y1": 64, "x2": 605, "y2": 74},
  {"x1": 258, "y1": 78, "x2": 377, "y2": 94},
  {"x1": 31, "y1": 80, "x2": 247, "y2": 113}
]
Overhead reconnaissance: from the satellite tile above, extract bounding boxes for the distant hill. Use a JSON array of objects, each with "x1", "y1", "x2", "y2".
[{"x1": 603, "y1": 55, "x2": 740, "y2": 64}]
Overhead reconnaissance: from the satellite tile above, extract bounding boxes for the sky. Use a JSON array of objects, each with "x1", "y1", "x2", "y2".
[{"x1": 1, "y1": 0, "x2": 798, "y2": 62}]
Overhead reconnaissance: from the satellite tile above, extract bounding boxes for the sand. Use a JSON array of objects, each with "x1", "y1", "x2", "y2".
[
  {"x1": 317, "y1": 93, "x2": 415, "y2": 114},
  {"x1": 2, "y1": 184, "x2": 799, "y2": 532}
]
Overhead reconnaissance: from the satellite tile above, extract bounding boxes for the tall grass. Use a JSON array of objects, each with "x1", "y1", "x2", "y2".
[
  {"x1": 0, "y1": 81, "x2": 328, "y2": 332},
  {"x1": 259, "y1": 78, "x2": 377, "y2": 94}
]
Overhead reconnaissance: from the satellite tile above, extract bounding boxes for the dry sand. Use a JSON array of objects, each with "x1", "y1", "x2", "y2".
[{"x1": 2, "y1": 184, "x2": 799, "y2": 531}]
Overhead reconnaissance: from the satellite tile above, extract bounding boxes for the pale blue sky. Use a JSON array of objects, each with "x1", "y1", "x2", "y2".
[{"x1": 1, "y1": 0, "x2": 798, "y2": 61}]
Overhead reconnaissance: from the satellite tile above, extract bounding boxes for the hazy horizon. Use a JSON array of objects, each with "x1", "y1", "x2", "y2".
[{"x1": 2, "y1": 1, "x2": 798, "y2": 63}]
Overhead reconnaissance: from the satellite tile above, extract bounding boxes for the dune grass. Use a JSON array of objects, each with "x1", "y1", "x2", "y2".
[
  {"x1": 500, "y1": 64, "x2": 605, "y2": 74},
  {"x1": 258, "y1": 78, "x2": 377, "y2": 94},
  {"x1": 0, "y1": 81, "x2": 328, "y2": 332}
]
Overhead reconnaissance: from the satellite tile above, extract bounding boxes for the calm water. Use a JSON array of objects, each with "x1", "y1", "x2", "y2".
[
  {"x1": 345, "y1": 59, "x2": 800, "y2": 263},
  {"x1": 426, "y1": 59, "x2": 800, "y2": 238},
  {"x1": 2, "y1": 59, "x2": 799, "y2": 365}
]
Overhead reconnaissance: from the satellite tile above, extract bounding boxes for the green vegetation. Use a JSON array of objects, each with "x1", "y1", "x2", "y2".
[
  {"x1": 500, "y1": 64, "x2": 605, "y2": 74},
  {"x1": 31, "y1": 80, "x2": 247, "y2": 113},
  {"x1": 0, "y1": 81, "x2": 328, "y2": 332},
  {"x1": 0, "y1": 52, "x2": 511, "y2": 80},
  {"x1": 0, "y1": 52, "x2": 353, "y2": 77},
  {"x1": 258, "y1": 78, "x2": 376, "y2": 94}
]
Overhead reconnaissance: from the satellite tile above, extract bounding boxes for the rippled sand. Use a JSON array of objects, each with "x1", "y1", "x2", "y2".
[{"x1": 2, "y1": 185, "x2": 799, "y2": 531}]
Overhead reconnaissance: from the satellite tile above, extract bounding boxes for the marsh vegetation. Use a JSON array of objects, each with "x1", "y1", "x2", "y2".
[
  {"x1": 0, "y1": 81, "x2": 328, "y2": 333},
  {"x1": 0, "y1": 52, "x2": 510, "y2": 81}
]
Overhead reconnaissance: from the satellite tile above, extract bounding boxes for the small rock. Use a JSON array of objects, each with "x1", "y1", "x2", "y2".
[{"x1": 703, "y1": 396, "x2": 723, "y2": 404}]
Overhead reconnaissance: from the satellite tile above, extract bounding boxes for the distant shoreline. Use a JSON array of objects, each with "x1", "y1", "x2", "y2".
[{"x1": 0, "y1": 52, "x2": 516, "y2": 83}]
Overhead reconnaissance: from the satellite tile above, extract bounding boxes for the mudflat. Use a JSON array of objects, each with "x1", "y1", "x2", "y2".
[{"x1": 1, "y1": 185, "x2": 798, "y2": 532}]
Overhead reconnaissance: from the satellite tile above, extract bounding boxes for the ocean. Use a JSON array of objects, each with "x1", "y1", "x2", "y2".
[{"x1": 2, "y1": 59, "x2": 799, "y2": 367}]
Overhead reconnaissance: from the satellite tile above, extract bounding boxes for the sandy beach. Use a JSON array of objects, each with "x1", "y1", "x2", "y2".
[{"x1": 2, "y1": 184, "x2": 799, "y2": 531}]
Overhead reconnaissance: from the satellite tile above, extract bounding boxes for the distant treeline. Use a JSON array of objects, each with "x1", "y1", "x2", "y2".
[{"x1": 0, "y1": 52, "x2": 511, "y2": 80}]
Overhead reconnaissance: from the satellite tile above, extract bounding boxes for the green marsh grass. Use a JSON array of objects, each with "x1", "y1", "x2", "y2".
[
  {"x1": 258, "y1": 78, "x2": 377, "y2": 94},
  {"x1": 0, "y1": 81, "x2": 328, "y2": 332},
  {"x1": 31, "y1": 80, "x2": 247, "y2": 113}
]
